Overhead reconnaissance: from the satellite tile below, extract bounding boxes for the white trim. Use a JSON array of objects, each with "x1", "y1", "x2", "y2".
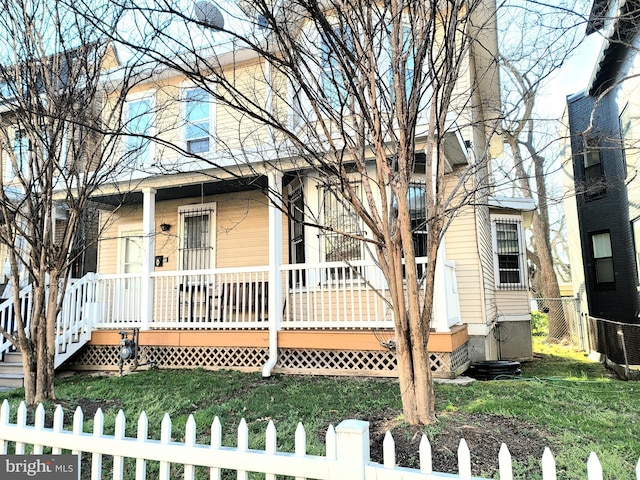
[
  {"x1": 116, "y1": 224, "x2": 143, "y2": 274},
  {"x1": 124, "y1": 92, "x2": 156, "y2": 169},
  {"x1": 491, "y1": 214, "x2": 527, "y2": 290},
  {"x1": 180, "y1": 82, "x2": 216, "y2": 155}
]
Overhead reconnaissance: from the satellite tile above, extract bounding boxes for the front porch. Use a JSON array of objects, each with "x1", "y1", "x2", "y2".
[{"x1": 63, "y1": 259, "x2": 468, "y2": 378}]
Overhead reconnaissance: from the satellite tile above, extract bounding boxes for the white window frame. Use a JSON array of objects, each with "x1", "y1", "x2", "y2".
[
  {"x1": 177, "y1": 202, "x2": 217, "y2": 271},
  {"x1": 181, "y1": 84, "x2": 215, "y2": 155},
  {"x1": 9, "y1": 126, "x2": 29, "y2": 180},
  {"x1": 491, "y1": 215, "x2": 527, "y2": 290},
  {"x1": 591, "y1": 230, "x2": 615, "y2": 286},
  {"x1": 124, "y1": 92, "x2": 155, "y2": 168}
]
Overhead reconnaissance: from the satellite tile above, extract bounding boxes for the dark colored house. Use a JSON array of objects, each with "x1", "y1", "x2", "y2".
[{"x1": 565, "y1": 0, "x2": 640, "y2": 365}]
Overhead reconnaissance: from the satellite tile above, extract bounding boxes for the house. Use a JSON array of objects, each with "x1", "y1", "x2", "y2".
[
  {"x1": 0, "y1": 0, "x2": 535, "y2": 381},
  {"x1": 564, "y1": 0, "x2": 640, "y2": 366}
]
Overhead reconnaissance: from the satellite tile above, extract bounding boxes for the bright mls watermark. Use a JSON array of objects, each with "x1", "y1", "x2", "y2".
[{"x1": 0, "y1": 455, "x2": 78, "y2": 479}]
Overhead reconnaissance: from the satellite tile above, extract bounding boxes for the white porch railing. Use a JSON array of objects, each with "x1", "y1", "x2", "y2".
[
  {"x1": 0, "y1": 284, "x2": 32, "y2": 360},
  {"x1": 151, "y1": 267, "x2": 269, "y2": 329},
  {"x1": 0, "y1": 400, "x2": 633, "y2": 480},
  {"x1": 0, "y1": 278, "x2": 94, "y2": 368},
  {"x1": 281, "y1": 260, "x2": 393, "y2": 329},
  {"x1": 85, "y1": 258, "x2": 461, "y2": 332}
]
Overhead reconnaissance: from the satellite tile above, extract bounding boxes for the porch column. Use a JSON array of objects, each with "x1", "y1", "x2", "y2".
[
  {"x1": 141, "y1": 187, "x2": 156, "y2": 331},
  {"x1": 432, "y1": 240, "x2": 450, "y2": 333},
  {"x1": 263, "y1": 169, "x2": 283, "y2": 377}
]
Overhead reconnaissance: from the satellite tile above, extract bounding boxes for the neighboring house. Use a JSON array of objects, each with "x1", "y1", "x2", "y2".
[
  {"x1": 2, "y1": 3, "x2": 535, "y2": 379},
  {"x1": 564, "y1": 0, "x2": 640, "y2": 364}
]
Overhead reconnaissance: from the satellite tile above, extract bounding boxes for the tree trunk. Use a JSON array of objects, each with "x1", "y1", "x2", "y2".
[{"x1": 392, "y1": 186, "x2": 437, "y2": 425}]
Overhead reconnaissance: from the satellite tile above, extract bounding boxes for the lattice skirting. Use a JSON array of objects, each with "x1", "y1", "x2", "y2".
[
  {"x1": 67, "y1": 345, "x2": 269, "y2": 372},
  {"x1": 67, "y1": 344, "x2": 469, "y2": 377},
  {"x1": 274, "y1": 344, "x2": 469, "y2": 378}
]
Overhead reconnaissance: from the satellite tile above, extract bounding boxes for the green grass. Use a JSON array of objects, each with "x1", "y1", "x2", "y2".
[{"x1": 0, "y1": 343, "x2": 637, "y2": 479}]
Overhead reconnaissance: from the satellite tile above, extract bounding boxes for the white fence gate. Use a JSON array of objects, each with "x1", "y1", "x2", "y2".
[{"x1": 0, "y1": 400, "x2": 637, "y2": 480}]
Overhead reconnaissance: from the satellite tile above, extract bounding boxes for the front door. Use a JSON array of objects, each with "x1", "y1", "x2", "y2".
[{"x1": 115, "y1": 228, "x2": 143, "y2": 322}]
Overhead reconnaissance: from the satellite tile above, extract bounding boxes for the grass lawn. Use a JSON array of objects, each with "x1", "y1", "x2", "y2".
[{"x1": 0, "y1": 341, "x2": 637, "y2": 479}]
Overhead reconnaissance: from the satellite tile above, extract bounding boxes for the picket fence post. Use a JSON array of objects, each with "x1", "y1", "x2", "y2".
[
  {"x1": 0, "y1": 399, "x2": 8, "y2": 454},
  {"x1": 210, "y1": 416, "x2": 222, "y2": 480},
  {"x1": 587, "y1": 452, "x2": 602, "y2": 480},
  {"x1": 295, "y1": 422, "x2": 306, "y2": 480},
  {"x1": 334, "y1": 420, "x2": 370, "y2": 480},
  {"x1": 542, "y1": 447, "x2": 556, "y2": 480},
  {"x1": 159, "y1": 413, "x2": 172, "y2": 480},
  {"x1": 91, "y1": 409, "x2": 104, "y2": 480},
  {"x1": 52, "y1": 405, "x2": 64, "y2": 455},
  {"x1": 419, "y1": 434, "x2": 432, "y2": 474},
  {"x1": 136, "y1": 411, "x2": 149, "y2": 479},
  {"x1": 498, "y1": 443, "x2": 513, "y2": 480}
]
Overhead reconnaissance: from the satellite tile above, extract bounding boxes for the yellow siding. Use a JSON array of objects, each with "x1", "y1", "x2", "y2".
[
  {"x1": 98, "y1": 189, "x2": 288, "y2": 273},
  {"x1": 495, "y1": 290, "x2": 530, "y2": 317},
  {"x1": 217, "y1": 61, "x2": 271, "y2": 151},
  {"x1": 444, "y1": 202, "x2": 485, "y2": 325}
]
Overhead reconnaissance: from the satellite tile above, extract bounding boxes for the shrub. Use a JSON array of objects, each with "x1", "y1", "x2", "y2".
[{"x1": 531, "y1": 310, "x2": 549, "y2": 336}]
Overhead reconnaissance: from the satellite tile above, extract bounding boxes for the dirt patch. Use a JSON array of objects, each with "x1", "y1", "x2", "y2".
[
  {"x1": 56, "y1": 398, "x2": 123, "y2": 419},
  {"x1": 369, "y1": 411, "x2": 552, "y2": 477}
]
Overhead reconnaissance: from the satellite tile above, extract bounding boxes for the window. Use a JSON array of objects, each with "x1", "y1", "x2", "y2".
[
  {"x1": 184, "y1": 87, "x2": 211, "y2": 154},
  {"x1": 322, "y1": 182, "x2": 362, "y2": 281},
  {"x1": 591, "y1": 231, "x2": 615, "y2": 285},
  {"x1": 178, "y1": 204, "x2": 216, "y2": 270},
  {"x1": 11, "y1": 128, "x2": 28, "y2": 177},
  {"x1": 493, "y1": 219, "x2": 525, "y2": 288},
  {"x1": 390, "y1": 181, "x2": 428, "y2": 278},
  {"x1": 288, "y1": 186, "x2": 306, "y2": 287},
  {"x1": 387, "y1": 25, "x2": 415, "y2": 100},
  {"x1": 320, "y1": 27, "x2": 353, "y2": 109},
  {"x1": 125, "y1": 97, "x2": 153, "y2": 167},
  {"x1": 408, "y1": 182, "x2": 427, "y2": 257},
  {"x1": 583, "y1": 138, "x2": 605, "y2": 198}
]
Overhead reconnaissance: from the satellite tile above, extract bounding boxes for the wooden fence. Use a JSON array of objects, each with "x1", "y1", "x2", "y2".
[{"x1": 0, "y1": 400, "x2": 637, "y2": 480}]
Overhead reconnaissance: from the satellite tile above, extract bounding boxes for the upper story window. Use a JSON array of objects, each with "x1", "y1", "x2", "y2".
[
  {"x1": 125, "y1": 96, "x2": 154, "y2": 168},
  {"x1": 591, "y1": 231, "x2": 615, "y2": 286},
  {"x1": 11, "y1": 128, "x2": 28, "y2": 177},
  {"x1": 320, "y1": 27, "x2": 353, "y2": 110},
  {"x1": 387, "y1": 25, "x2": 415, "y2": 100},
  {"x1": 184, "y1": 87, "x2": 211, "y2": 154},
  {"x1": 583, "y1": 138, "x2": 605, "y2": 199},
  {"x1": 492, "y1": 218, "x2": 526, "y2": 289}
]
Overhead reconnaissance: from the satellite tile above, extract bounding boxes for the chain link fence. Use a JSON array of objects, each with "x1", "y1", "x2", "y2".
[
  {"x1": 530, "y1": 297, "x2": 588, "y2": 350},
  {"x1": 587, "y1": 316, "x2": 640, "y2": 379}
]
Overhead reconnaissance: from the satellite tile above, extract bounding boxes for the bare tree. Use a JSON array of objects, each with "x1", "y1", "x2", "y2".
[
  {"x1": 72, "y1": 0, "x2": 502, "y2": 424},
  {"x1": 497, "y1": 0, "x2": 588, "y2": 340},
  {"x1": 0, "y1": 0, "x2": 144, "y2": 404}
]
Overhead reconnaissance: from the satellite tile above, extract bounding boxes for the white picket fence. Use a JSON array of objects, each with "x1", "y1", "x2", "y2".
[{"x1": 0, "y1": 400, "x2": 637, "y2": 480}]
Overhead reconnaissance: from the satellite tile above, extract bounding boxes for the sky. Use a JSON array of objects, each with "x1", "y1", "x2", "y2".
[{"x1": 536, "y1": 31, "x2": 604, "y2": 120}]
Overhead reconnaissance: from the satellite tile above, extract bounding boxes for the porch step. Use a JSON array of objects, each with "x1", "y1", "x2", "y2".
[{"x1": 0, "y1": 352, "x2": 23, "y2": 390}]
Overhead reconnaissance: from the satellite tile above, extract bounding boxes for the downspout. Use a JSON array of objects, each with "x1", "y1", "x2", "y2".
[
  {"x1": 263, "y1": 168, "x2": 283, "y2": 377},
  {"x1": 140, "y1": 187, "x2": 156, "y2": 331}
]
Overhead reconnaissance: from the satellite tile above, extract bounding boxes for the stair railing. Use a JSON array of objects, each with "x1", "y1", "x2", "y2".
[
  {"x1": 0, "y1": 273, "x2": 98, "y2": 368},
  {"x1": 0, "y1": 284, "x2": 33, "y2": 361}
]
